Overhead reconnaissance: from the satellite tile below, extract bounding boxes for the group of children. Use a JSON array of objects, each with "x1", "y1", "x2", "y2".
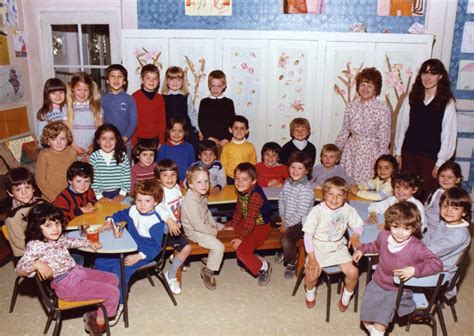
[{"x1": 4, "y1": 62, "x2": 471, "y2": 335}]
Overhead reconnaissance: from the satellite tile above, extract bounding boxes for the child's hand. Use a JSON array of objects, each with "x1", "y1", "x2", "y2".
[
  {"x1": 113, "y1": 194, "x2": 125, "y2": 203},
  {"x1": 348, "y1": 233, "x2": 361, "y2": 249},
  {"x1": 86, "y1": 146, "x2": 93, "y2": 155},
  {"x1": 88, "y1": 241, "x2": 102, "y2": 252},
  {"x1": 33, "y1": 261, "x2": 53, "y2": 280},
  {"x1": 122, "y1": 136, "x2": 128, "y2": 143},
  {"x1": 377, "y1": 223, "x2": 385, "y2": 230},
  {"x1": 222, "y1": 225, "x2": 234, "y2": 231},
  {"x1": 208, "y1": 137, "x2": 219, "y2": 144},
  {"x1": 125, "y1": 253, "x2": 142, "y2": 266},
  {"x1": 81, "y1": 203, "x2": 96, "y2": 214},
  {"x1": 230, "y1": 238, "x2": 242, "y2": 250},
  {"x1": 167, "y1": 219, "x2": 181, "y2": 236},
  {"x1": 367, "y1": 212, "x2": 378, "y2": 224},
  {"x1": 267, "y1": 179, "x2": 282, "y2": 188},
  {"x1": 99, "y1": 219, "x2": 113, "y2": 232},
  {"x1": 210, "y1": 186, "x2": 222, "y2": 195},
  {"x1": 218, "y1": 139, "x2": 229, "y2": 147},
  {"x1": 349, "y1": 185, "x2": 359, "y2": 195},
  {"x1": 198, "y1": 131, "x2": 204, "y2": 141},
  {"x1": 352, "y1": 250, "x2": 364, "y2": 263},
  {"x1": 99, "y1": 197, "x2": 113, "y2": 204},
  {"x1": 279, "y1": 223, "x2": 286, "y2": 233},
  {"x1": 393, "y1": 266, "x2": 415, "y2": 281}
]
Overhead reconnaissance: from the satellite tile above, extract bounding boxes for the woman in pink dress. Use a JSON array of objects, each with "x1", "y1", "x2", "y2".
[{"x1": 335, "y1": 68, "x2": 391, "y2": 183}]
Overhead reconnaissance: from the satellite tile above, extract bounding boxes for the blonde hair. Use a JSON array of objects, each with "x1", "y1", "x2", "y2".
[
  {"x1": 289, "y1": 118, "x2": 311, "y2": 139},
  {"x1": 161, "y1": 66, "x2": 189, "y2": 95},
  {"x1": 185, "y1": 165, "x2": 210, "y2": 194},
  {"x1": 40, "y1": 121, "x2": 73, "y2": 147},
  {"x1": 66, "y1": 72, "x2": 102, "y2": 129},
  {"x1": 208, "y1": 70, "x2": 227, "y2": 89},
  {"x1": 321, "y1": 176, "x2": 348, "y2": 201},
  {"x1": 321, "y1": 143, "x2": 341, "y2": 161}
]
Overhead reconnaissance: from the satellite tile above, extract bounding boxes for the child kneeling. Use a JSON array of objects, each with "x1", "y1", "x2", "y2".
[
  {"x1": 181, "y1": 165, "x2": 225, "y2": 290},
  {"x1": 303, "y1": 177, "x2": 362, "y2": 310}
]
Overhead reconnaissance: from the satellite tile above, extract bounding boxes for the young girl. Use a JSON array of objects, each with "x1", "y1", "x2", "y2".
[
  {"x1": 181, "y1": 165, "x2": 225, "y2": 290},
  {"x1": 303, "y1": 176, "x2": 363, "y2": 310},
  {"x1": 256, "y1": 142, "x2": 288, "y2": 188},
  {"x1": 367, "y1": 172, "x2": 426, "y2": 231},
  {"x1": 131, "y1": 140, "x2": 158, "y2": 194},
  {"x1": 15, "y1": 203, "x2": 120, "y2": 335},
  {"x1": 353, "y1": 202, "x2": 443, "y2": 336},
  {"x1": 36, "y1": 78, "x2": 67, "y2": 140},
  {"x1": 89, "y1": 124, "x2": 131, "y2": 203},
  {"x1": 161, "y1": 66, "x2": 202, "y2": 146},
  {"x1": 67, "y1": 72, "x2": 102, "y2": 158},
  {"x1": 425, "y1": 161, "x2": 462, "y2": 234},
  {"x1": 5, "y1": 167, "x2": 43, "y2": 257},
  {"x1": 36, "y1": 121, "x2": 77, "y2": 202},
  {"x1": 279, "y1": 118, "x2": 317, "y2": 166},
  {"x1": 156, "y1": 118, "x2": 196, "y2": 182},
  {"x1": 349, "y1": 154, "x2": 398, "y2": 201},
  {"x1": 423, "y1": 188, "x2": 471, "y2": 299}
]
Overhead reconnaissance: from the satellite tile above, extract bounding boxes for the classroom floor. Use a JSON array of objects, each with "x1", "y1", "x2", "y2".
[{"x1": 1, "y1": 247, "x2": 473, "y2": 335}]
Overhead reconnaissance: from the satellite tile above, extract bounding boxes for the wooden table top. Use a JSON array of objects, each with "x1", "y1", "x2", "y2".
[{"x1": 67, "y1": 201, "x2": 128, "y2": 229}]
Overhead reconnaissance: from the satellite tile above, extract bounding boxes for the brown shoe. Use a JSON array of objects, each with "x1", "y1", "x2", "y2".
[
  {"x1": 200, "y1": 267, "x2": 217, "y2": 290},
  {"x1": 84, "y1": 311, "x2": 106, "y2": 336},
  {"x1": 338, "y1": 297, "x2": 349, "y2": 312},
  {"x1": 305, "y1": 297, "x2": 316, "y2": 309}
]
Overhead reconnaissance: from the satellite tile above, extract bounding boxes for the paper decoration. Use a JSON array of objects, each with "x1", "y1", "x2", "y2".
[
  {"x1": 5, "y1": 0, "x2": 18, "y2": 26},
  {"x1": 185, "y1": 0, "x2": 232, "y2": 16},
  {"x1": 377, "y1": 0, "x2": 424, "y2": 16},
  {"x1": 13, "y1": 29, "x2": 26, "y2": 57},
  {"x1": 0, "y1": 30, "x2": 10, "y2": 65},
  {"x1": 468, "y1": 0, "x2": 474, "y2": 14},
  {"x1": 461, "y1": 22, "x2": 474, "y2": 53},
  {"x1": 456, "y1": 60, "x2": 474, "y2": 90},
  {"x1": 0, "y1": 67, "x2": 24, "y2": 102},
  {"x1": 283, "y1": 0, "x2": 327, "y2": 14}
]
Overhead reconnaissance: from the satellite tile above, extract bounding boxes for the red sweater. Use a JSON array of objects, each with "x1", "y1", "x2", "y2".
[
  {"x1": 131, "y1": 90, "x2": 166, "y2": 145},
  {"x1": 255, "y1": 162, "x2": 288, "y2": 187},
  {"x1": 54, "y1": 188, "x2": 97, "y2": 223}
]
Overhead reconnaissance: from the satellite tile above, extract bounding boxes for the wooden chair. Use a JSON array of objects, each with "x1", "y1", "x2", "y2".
[
  {"x1": 394, "y1": 273, "x2": 448, "y2": 336},
  {"x1": 437, "y1": 245, "x2": 471, "y2": 336},
  {"x1": 1, "y1": 224, "x2": 24, "y2": 313},
  {"x1": 292, "y1": 264, "x2": 359, "y2": 322},
  {"x1": 133, "y1": 233, "x2": 177, "y2": 306},
  {"x1": 34, "y1": 274, "x2": 111, "y2": 336}
]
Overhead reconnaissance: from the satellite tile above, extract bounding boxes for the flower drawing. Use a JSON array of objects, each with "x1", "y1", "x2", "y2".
[
  {"x1": 290, "y1": 100, "x2": 304, "y2": 113},
  {"x1": 134, "y1": 48, "x2": 162, "y2": 75},
  {"x1": 334, "y1": 61, "x2": 365, "y2": 107}
]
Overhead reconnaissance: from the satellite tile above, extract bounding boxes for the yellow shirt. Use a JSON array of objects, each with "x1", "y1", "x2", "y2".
[{"x1": 221, "y1": 140, "x2": 257, "y2": 178}]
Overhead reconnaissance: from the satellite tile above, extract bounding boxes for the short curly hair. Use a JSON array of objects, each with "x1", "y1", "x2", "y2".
[
  {"x1": 356, "y1": 67, "x2": 383, "y2": 97},
  {"x1": 384, "y1": 201, "x2": 422, "y2": 239},
  {"x1": 40, "y1": 121, "x2": 73, "y2": 147},
  {"x1": 132, "y1": 179, "x2": 163, "y2": 203}
]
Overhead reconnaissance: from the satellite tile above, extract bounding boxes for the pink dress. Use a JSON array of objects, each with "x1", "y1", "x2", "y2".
[{"x1": 335, "y1": 97, "x2": 391, "y2": 183}]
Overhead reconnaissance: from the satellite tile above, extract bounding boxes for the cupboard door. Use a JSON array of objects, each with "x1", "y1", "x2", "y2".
[
  {"x1": 222, "y1": 39, "x2": 268, "y2": 149},
  {"x1": 319, "y1": 42, "x2": 375, "y2": 147},
  {"x1": 266, "y1": 40, "x2": 319, "y2": 149}
]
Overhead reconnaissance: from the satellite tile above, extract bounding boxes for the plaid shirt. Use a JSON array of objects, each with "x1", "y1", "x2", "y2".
[{"x1": 227, "y1": 187, "x2": 265, "y2": 239}]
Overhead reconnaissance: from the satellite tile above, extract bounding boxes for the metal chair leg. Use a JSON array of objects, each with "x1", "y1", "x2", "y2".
[
  {"x1": 450, "y1": 303, "x2": 458, "y2": 322},
  {"x1": 9, "y1": 276, "x2": 23, "y2": 313},
  {"x1": 431, "y1": 315, "x2": 437, "y2": 336},
  {"x1": 406, "y1": 313, "x2": 412, "y2": 332},
  {"x1": 354, "y1": 281, "x2": 359, "y2": 312},
  {"x1": 436, "y1": 304, "x2": 448, "y2": 336},
  {"x1": 44, "y1": 310, "x2": 54, "y2": 335},
  {"x1": 52, "y1": 311, "x2": 61, "y2": 336},
  {"x1": 157, "y1": 271, "x2": 177, "y2": 306},
  {"x1": 326, "y1": 277, "x2": 331, "y2": 323},
  {"x1": 98, "y1": 303, "x2": 111, "y2": 336},
  {"x1": 292, "y1": 268, "x2": 305, "y2": 296},
  {"x1": 145, "y1": 270, "x2": 155, "y2": 287}
]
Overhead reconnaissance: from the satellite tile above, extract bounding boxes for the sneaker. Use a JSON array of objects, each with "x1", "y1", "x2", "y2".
[
  {"x1": 284, "y1": 263, "x2": 296, "y2": 279},
  {"x1": 83, "y1": 311, "x2": 106, "y2": 336},
  {"x1": 274, "y1": 252, "x2": 284, "y2": 264},
  {"x1": 257, "y1": 262, "x2": 272, "y2": 286},
  {"x1": 200, "y1": 267, "x2": 217, "y2": 290},
  {"x1": 338, "y1": 297, "x2": 349, "y2": 312},
  {"x1": 164, "y1": 271, "x2": 182, "y2": 295},
  {"x1": 109, "y1": 304, "x2": 123, "y2": 327}
]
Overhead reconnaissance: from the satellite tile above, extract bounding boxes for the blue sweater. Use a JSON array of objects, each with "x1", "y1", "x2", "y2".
[
  {"x1": 156, "y1": 141, "x2": 195, "y2": 182},
  {"x1": 102, "y1": 91, "x2": 138, "y2": 139}
]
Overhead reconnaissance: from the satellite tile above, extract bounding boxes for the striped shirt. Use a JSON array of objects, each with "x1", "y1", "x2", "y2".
[
  {"x1": 278, "y1": 177, "x2": 315, "y2": 227},
  {"x1": 90, "y1": 150, "x2": 131, "y2": 199}
]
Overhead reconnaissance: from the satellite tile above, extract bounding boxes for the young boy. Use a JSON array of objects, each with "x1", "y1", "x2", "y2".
[
  {"x1": 311, "y1": 144, "x2": 355, "y2": 189},
  {"x1": 277, "y1": 152, "x2": 315, "y2": 279},
  {"x1": 189, "y1": 140, "x2": 226, "y2": 194},
  {"x1": 131, "y1": 140, "x2": 158, "y2": 194},
  {"x1": 223, "y1": 162, "x2": 272, "y2": 286},
  {"x1": 101, "y1": 64, "x2": 137, "y2": 155},
  {"x1": 54, "y1": 161, "x2": 97, "y2": 223},
  {"x1": 155, "y1": 159, "x2": 192, "y2": 295},
  {"x1": 131, "y1": 64, "x2": 166, "y2": 147},
  {"x1": 280, "y1": 117, "x2": 316, "y2": 166},
  {"x1": 255, "y1": 142, "x2": 288, "y2": 188},
  {"x1": 198, "y1": 70, "x2": 235, "y2": 147},
  {"x1": 220, "y1": 115, "x2": 257, "y2": 184},
  {"x1": 4, "y1": 167, "x2": 43, "y2": 257},
  {"x1": 95, "y1": 179, "x2": 166, "y2": 303}
]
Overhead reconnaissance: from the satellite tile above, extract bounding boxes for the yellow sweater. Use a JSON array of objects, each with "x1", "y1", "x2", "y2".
[{"x1": 221, "y1": 140, "x2": 257, "y2": 178}]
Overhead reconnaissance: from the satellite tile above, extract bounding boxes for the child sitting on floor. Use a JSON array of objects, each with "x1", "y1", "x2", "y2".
[
  {"x1": 54, "y1": 161, "x2": 96, "y2": 223},
  {"x1": 303, "y1": 176, "x2": 362, "y2": 310},
  {"x1": 310, "y1": 143, "x2": 354, "y2": 189},
  {"x1": 255, "y1": 142, "x2": 288, "y2": 188},
  {"x1": 223, "y1": 162, "x2": 272, "y2": 286},
  {"x1": 181, "y1": 165, "x2": 225, "y2": 290}
]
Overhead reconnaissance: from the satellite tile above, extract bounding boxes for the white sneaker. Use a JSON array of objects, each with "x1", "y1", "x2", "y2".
[{"x1": 165, "y1": 271, "x2": 182, "y2": 295}]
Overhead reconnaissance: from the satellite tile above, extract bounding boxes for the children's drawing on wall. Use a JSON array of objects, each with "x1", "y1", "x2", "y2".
[
  {"x1": 135, "y1": 47, "x2": 163, "y2": 75},
  {"x1": 468, "y1": 0, "x2": 474, "y2": 14},
  {"x1": 0, "y1": 67, "x2": 24, "y2": 102},
  {"x1": 456, "y1": 60, "x2": 474, "y2": 91},
  {"x1": 185, "y1": 0, "x2": 232, "y2": 16},
  {"x1": 461, "y1": 22, "x2": 474, "y2": 53},
  {"x1": 184, "y1": 55, "x2": 206, "y2": 106},
  {"x1": 227, "y1": 47, "x2": 262, "y2": 126},
  {"x1": 0, "y1": 1, "x2": 6, "y2": 27},
  {"x1": 333, "y1": 61, "x2": 364, "y2": 108},
  {"x1": 377, "y1": 0, "x2": 424, "y2": 16},
  {"x1": 13, "y1": 30, "x2": 26, "y2": 57},
  {"x1": 5, "y1": 0, "x2": 18, "y2": 26},
  {"x1": 282, "y1": 0, "x2": 327, "y2": 14},
  {"x1": 0, "y1": 30, "x2": 10, "y2": 65}
]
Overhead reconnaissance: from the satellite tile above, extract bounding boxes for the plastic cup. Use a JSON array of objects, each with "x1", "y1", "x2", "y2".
[{"x1": 86, "y1": 227, "x2": 99, "y2": 243}]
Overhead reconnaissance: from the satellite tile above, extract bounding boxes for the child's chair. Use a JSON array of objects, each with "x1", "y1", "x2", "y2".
[
  {"x1": 133, "y1": 233, "x2": 178, "y2": 306},
  {"x1": 34, "y1": 274, "x2": 111, "y2": 336},
  {"x1": 437, "y1": 245, "x2": 471, "y2": 336},
  {"x1": 1, "y1": 224, "x2": 24, "y2": 313},
  {"x1": 394, "y1": 272, "x2": 448, "y2": 336}
]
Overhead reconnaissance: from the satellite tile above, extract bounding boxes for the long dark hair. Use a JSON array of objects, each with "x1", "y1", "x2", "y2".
[
  {"x1": 373, "y1": 154, "x2": 399, "y2": 180},
  {"x1": 409, "y1": 59, "x2": 454, "y2": 110},
  {"x1": 25, "y1": 203, "x2": 65, "y2": 243},
  {"x1": 37, "y1": 78, "x2": 67, "y2": 121},
  {"x1": 92, "y1": 124, "x2": 126, "y2": 164}
]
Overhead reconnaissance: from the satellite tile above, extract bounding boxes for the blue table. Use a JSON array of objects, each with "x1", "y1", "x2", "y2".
[{"x1": 67, "y1": 228, "x2": 137, "y2": 328}]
